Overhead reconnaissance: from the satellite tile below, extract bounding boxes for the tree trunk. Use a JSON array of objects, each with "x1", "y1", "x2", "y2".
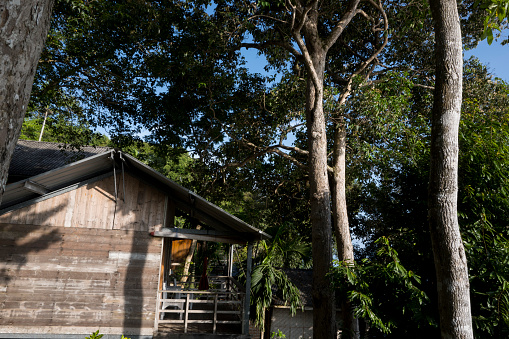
[
  {"x1": 291, "y1": 1, "x2": 364, "y2": 336},
  {"x1": 428, "y1": 0, "x2": 473, "y2": 337},
  {"x1": 180, "y1": 225, "x2": 201, "y2": 283},
  {"x1": 305, "y1": 45, "x2": 337, "y2": 339},
  {"x1": 331, "y1": 122, "x2": 354, "y2": 263},
  {"x1": 0, "y1": 0, "x2": 54, "y2": 203},
  {"x1": 331, "y1": 121, "x2": 358, "y2": 339}
]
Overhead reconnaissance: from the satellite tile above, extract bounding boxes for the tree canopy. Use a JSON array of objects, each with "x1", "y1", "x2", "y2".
[{"x1": 21, "y1": 0, "x2": 509, "y2": 337}]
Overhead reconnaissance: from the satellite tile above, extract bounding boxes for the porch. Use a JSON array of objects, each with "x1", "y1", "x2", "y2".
[
  {"x1": 156, "y1": 275, "x2": 245, "y2": 335},
  {"x1": 151, "y1": 224, "x2": 264, "y2": 337}
]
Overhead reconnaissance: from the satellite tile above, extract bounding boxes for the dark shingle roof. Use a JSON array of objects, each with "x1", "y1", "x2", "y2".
[
  {"x1": 8, "y1": 140, "x2": 111, "y2": 181},
  {"x1": 274, "y1": 268, "x2": 313, "y2": 307}
]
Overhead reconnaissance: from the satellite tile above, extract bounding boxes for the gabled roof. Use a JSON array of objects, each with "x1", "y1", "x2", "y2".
[
  {"x1": 273, "y1": 269, "x2": 313, "y2": 307},
  {"x1": 8, "y1": 139, "x2": 111, "y2": 181},
  {"x1": 1, "y1": 142, "x2": 270, "y2": 244}
]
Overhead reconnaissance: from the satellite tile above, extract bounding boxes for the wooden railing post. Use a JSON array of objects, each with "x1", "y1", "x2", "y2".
[
  {"x1": 213, "y1": 293, "x2": 218, "y2": 334},
  {"x1": 155, "y1": 290, "x2": 160, "y2": 330},
  {"x1": 184, "y1": 293, "x2": 189, "y2": 333}
]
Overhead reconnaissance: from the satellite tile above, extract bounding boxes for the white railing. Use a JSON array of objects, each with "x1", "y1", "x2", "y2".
[{"x1": 156, "y1": 276, "x2": 245, "y2": 334}]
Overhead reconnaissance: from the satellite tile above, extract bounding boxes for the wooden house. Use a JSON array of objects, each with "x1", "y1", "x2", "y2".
[{"x1": 0, "y1": 140, "x2": 269, "y2": 338}]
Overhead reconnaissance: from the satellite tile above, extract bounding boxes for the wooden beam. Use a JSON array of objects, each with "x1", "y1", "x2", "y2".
[
  {"x1": 23, "y1": 180, "x2": 49, "y2": 195},
  {"x1": 151, "y1": 228, "x2": 247, "y2": 245}
]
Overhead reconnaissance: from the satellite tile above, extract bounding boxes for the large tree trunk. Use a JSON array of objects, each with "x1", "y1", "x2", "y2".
[
  {"x1": 331, "y1": 122, "x2": 354, "y2": 263},
  {"x1": 290, "y1": 1, "x2": 363, "y2": 337},
  {"x1": 331, "y1": 121, "x2": 358, "y2": 339},
  {"x1": 428, "y1": 0, "x2": 473, "y2": 337},
  {"x1": 305, "y1": 44, "x2": 337, "y2": 339},
  {"x1": 0, "y1": 0, "x2": 55, "y2": 203}
]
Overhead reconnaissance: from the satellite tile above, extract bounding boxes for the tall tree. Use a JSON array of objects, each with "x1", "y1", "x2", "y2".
[
  {"x1": 428, "y1": 0, "x2": 474, "y2": 336},
  {"x1": 29, "y1": 1, "x2": 389, "y2": 335},
  {"x1": 27, "y1": 2, "x2": 492, "y2": 336},
  {"x1": 232, "y1": 2, "x2": 389, "y2": 336},
  {"x1": 0, "y1": 0, "x2": 55, "y2": 203}
]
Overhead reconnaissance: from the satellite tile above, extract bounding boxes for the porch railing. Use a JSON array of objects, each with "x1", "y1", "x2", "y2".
[{"x1": 156, "y1": 276, "x2": 245, "y2": 334}]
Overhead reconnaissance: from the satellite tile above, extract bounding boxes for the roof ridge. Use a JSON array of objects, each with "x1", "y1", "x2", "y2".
[{"x1": 16, "y1": 139, "x2": 111, "y2": 149}]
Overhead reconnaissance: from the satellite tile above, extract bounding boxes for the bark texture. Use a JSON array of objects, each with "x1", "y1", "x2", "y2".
[
  {"x1": 331, "y1": 122, "x2": 358, "y2": 338},
  {"x1": 0, "y1": 0, "x2": 54, "y2": 203},
  {"x1": 295, "y1": 1, "x2": 361, "y2": 336},
  {"x1": 305, "y1": 44, "x2": 337, "y2": 339},
  {"x1": 295, "y1": 6, "x2": 337, "y2": 338},
  {"x1": 331, "y1": 123, "x2": 354, "y2": 263},
  {"x1": 428, "y1": 0, "x2": 474, "y2": 337}
]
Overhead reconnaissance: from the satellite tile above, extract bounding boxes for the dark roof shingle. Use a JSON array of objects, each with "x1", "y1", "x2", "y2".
[
  {"x1": 8, "y1": 140, "x2": 111, "y2": 181},
  {"x1": 273, "y1": 268, "x2": 313, "y2": 307}
]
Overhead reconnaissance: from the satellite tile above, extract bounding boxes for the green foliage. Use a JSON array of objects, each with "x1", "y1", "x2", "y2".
[
  {"x1": 271, "y1": 329, "x2": 286, "y2": 338},
  {"x1": 330, "y1": 237, "x2": 430, "y2": 335},
  {"x1": 464, "y1": 218, "x2": 509, "y2": 336},
  {"x1": 84, "y1": 332, "x2": 131, "y2": 339},
  {"x1": 475, "y1": 0, "x2": 509, "y2": 44},
  {"x1": 350, "y1": 59, "x2": 509, "y2": 337},
  {"x1": 20, "y1": 111, "x2": 109, "y2": 147},
  {"x1": 31, "y1": 0, "x2": 260, "y2": 150},
  {"x1": 249, "y1": 226, "x2": 308, "y2": 331},
  {"x1": 460, "y1": 59, "x2": 509, "y2": 224},
  {"x1": 459, "y1": 59, "x2": 509, "y2": 337},
  {"x1": 85, "y1": 331, "x2": 103, "y2": 339},
  {"x1": 124, "y1": 143, "x2": 197, "y2": 188}
]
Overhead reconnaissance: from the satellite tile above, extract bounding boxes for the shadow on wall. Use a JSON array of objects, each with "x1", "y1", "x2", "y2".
[
  {"x1": 0, "y1": 173, "x2": 163, "y2": 336},
  {"x1": 122, "y1": 231, "x2": 151, "y2": 337},
  {"x1": 113, "y1": 174, "x2": 162, "y2": 337},
  {"x1": 0, "y1": 203, "x2": 67, "y2": 287},
  {"x1": 0, "y1": 203, "x2": 67, "y2": 328}
]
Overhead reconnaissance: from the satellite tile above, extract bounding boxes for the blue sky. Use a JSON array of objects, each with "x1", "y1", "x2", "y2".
[
  {"x1": 243, "y1": 38, "x2": 509, "y2": 82},
  {"x1": 464, "y1": 37, "x2": 509, "y2": 82}
]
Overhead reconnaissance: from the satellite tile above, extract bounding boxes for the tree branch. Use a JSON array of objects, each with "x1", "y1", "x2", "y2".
[
  {"x1": 240, "y1": 41, "x2": 302, "y2": 59},
  {"x1": 335, "y1": 0, "x2": 389, "y2": 107},
  {"x1": 324, "y1": 0, "x2": 362, "y2": 51}
]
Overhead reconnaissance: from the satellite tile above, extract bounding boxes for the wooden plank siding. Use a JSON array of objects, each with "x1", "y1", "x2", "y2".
[
  {"x1": 0, "y1": 173, "x2": 166, "y2": 232},
  {"x1": 0, "y1": 173, "x2": 167, "y2": 336}
]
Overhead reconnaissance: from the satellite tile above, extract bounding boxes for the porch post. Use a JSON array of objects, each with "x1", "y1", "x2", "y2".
[
  {"x1": 228, "y1": 244, "x2": 234, "y2": 277},
  {"x1": 242, "y1": 241, "x2": 253, "y2": 335}
]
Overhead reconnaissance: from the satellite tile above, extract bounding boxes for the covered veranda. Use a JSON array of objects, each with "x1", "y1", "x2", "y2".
[
  {"x1": 121, "y1": 152, "x2": 271, "y2": 336},
  {"x1": 152, "y1": 228, "x2": 267, "y2": 337}
]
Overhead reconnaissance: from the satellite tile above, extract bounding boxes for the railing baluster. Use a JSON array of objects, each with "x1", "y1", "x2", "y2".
[
  {"x1": 184, "y1": 293, "x2": 189, "y2": 333},
  {"x1": 156, "y1": 276, "x2": 246, "y2": 334},
  {"x1": 155, "y1": 290, "x2": 160, "y2": 329},
  {"x1": 213, "y1": 293, "x2": 218, "y2": 334}
]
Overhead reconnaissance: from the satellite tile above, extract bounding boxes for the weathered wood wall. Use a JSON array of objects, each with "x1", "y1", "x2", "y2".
[
  {"x1": 0, "y1": 173, "x2": 166, "y2": 231},
  {"x1": 0, "y1": 173, "x2": 166, "y2": 336}
]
